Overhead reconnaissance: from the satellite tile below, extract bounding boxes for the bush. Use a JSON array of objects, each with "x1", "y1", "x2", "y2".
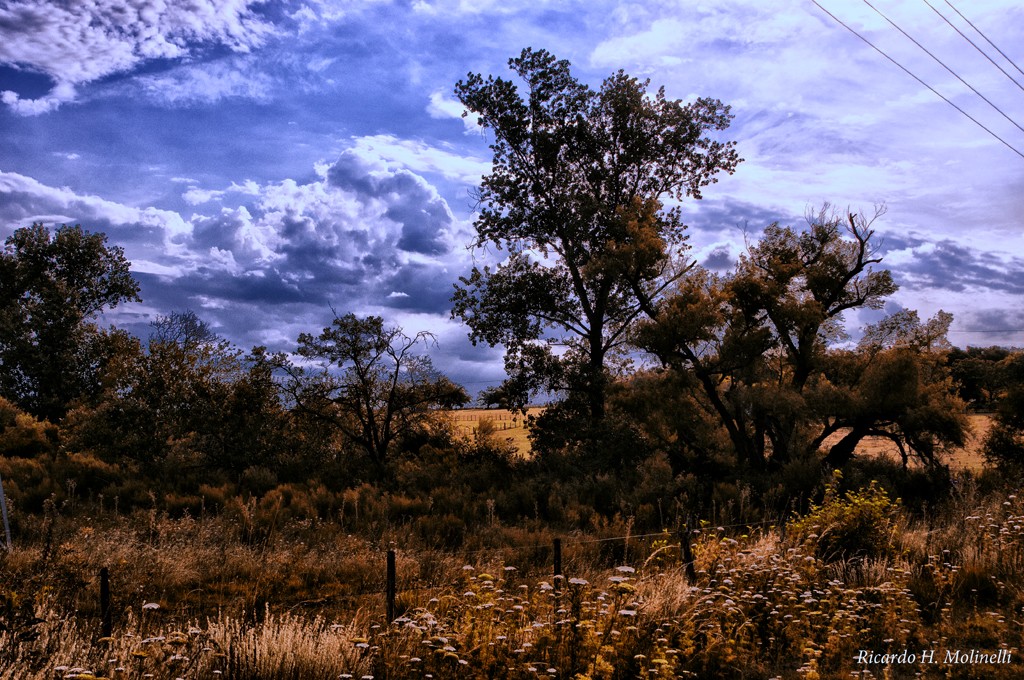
[{"x1": 788, "y1": 473, "x2": 900, "y2": 561}]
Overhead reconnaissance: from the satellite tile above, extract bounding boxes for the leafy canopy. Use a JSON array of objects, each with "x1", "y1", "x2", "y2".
[{"x1": 636, "y1": 207, "x2": 966, "y2": 469}]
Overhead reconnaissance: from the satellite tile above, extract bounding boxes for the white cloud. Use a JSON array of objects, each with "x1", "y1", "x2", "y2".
[
  {"x1": 0, "y1": 0, "x2": 277, "y2": 114},
  {"x1": 182, "y1": 178, "x2": 262, "y2": 205},
  {"x1": 138, "y1": 58, "x2": 276, "y2": 105},
  {"x1": 427, "y1": 91, "x2": 479, "y2": 133},
  {"x1": 0, "y1": 170, "x2": 190, "y2": 239},
  {"x1": 346, "y1": 134, "x2": 490, "y2": 186}
]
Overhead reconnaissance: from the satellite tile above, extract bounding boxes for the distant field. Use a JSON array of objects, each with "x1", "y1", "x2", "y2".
[
  {"x1": 449, "y1": 409, "x2": 993, "y2": 469},
  {"x1": 825, "y1": 413, "x2": 992, "y2": 471},
  {"x1": 448, "y1": 407, "x2": 544, "y2": 456}
]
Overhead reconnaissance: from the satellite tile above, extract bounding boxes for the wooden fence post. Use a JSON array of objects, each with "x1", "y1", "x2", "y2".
[
  {"x1": 386, "y1": 550, "x2": 396, "y2": 623},
  {"x1": 680, "y1": 517, "x2": 696, "y2": 582},
  {"x1": 100, "y1": 567, "x2": 112, "y2": 638},
  {"x1": 0, "y1": 471, "x2": 11, "y2": 551}
]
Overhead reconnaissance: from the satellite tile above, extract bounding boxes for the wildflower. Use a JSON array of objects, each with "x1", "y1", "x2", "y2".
[{"x1": 141, "y1": 602, "x2": 160, "y2": 611}]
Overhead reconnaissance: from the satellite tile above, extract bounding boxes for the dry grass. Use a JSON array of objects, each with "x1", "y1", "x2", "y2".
[
  {"x1": 5, "y1": 491, "x2": 1024, "y2": 679},
  {"x1": 449, "y1": 408, "x2": 994, "y2": 466}
]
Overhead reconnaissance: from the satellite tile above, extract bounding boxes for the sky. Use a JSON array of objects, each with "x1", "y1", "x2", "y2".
[{"x1": 1, "y1": 0, "x2": 1023, "y2": 393}]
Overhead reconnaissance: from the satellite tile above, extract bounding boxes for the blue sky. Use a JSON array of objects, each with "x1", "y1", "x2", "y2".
[{"x1": 2, "y1": 0, "x2": 1023, "y2": 391}]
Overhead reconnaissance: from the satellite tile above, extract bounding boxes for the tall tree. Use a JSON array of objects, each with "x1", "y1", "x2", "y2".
[
  {"x1": 0, "y1": 223, "x2": 140, "y2": 420},
  {"x1": 451, "y1": 48, "x2": 741, "y2": 424}
]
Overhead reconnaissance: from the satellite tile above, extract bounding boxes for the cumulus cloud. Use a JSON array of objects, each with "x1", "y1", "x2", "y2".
[
  {"x1": 1, "y1": 147, "x2": 473, "y2": 346},
  {"x1": 182, "y1": 179, "x2": 262, "y2": 206},
  {"x1": 1, "y1": 134, "x2": 475, "y2": 314},
  {"x1": 0, "y1": 170, "x2": 191, "y2": 247},
  {"x1": 0, "y1": 0, "x2": 277, "y2": 113},
  {"x1": 344, "y1": 134, "x2": 490, "y2": 186}
]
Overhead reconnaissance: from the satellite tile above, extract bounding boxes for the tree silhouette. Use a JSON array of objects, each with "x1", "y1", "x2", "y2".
[{"x1": 0, "y1": 223, "x2": 139, "y2": 420}]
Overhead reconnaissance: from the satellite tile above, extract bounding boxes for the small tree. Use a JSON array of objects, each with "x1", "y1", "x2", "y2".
[
  {"x1": 0, "y1": 223, "x2": 140, "y2": 420},
  {"x1": 810, "y1": 309, "x2": 968, "y2": 468},
  {"x1": 638, "y1": 208, "x2": 896, "y2": 467},
  {"x1": 150, "y1": 309, "x2": 217, "y2": 348},
  {"x1": 65, "y1": 316, "x2": 290, "y2": 480},
  {"x1": 272, "y1": 314, "x2": 468, "y2": 468},
  {"x1": 636, "y1": 207, "x2": 967, "y2": 470}
]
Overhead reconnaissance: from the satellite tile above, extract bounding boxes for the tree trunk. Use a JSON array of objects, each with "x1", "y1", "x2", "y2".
[
  {"x1": 587, "y1": 347, "x2": 606, "y2": 425},
  {"x1": 823, "y1": 425, "x2": 867, "y2": 469}
]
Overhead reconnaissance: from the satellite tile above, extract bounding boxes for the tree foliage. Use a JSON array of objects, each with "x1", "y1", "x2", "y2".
[
  {"x1": 0, "y1": 223, "x2": 140, "y2": 420},
  {"x1": 982, "y1": 352, "x2": 1024, "y2": 472},
  {"x1": 451, "y1": 48, "x2": 741, "y2": 422},
  {"x1": 270, "y1": 314, "x2": 469, "y2": 467},
  {"x1": 947, "y1": 345, "x2": 1016, "y2": 410}
]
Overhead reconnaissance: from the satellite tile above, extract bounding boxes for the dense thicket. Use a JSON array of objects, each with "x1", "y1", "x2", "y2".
[
  {"x1": 0, "y1": 53, "x2": 1020, "y2": 537},
  {"x1": 0, "y1": 218, "x2": 1017, "y2": 537}
]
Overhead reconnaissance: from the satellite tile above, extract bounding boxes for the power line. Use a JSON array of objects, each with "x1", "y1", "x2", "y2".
[
  {"x1": 943, "y1": 0, "x2": 1024, "y2": 80},
  {"x1": 809, "y1": 0, "x2": 1024, "y2": 160},
  {"x1": 921, "y1": 0, "x2": 1024, "y2": 94},
  {"x1": 861, "y1": 0, "x2": 1024, "y2": 137}
]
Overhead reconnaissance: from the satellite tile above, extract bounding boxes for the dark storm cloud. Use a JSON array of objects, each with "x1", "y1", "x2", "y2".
[
  {"x1": 686, "y1": 198, "x2": 800, "y2": 237},
  {"x1": 896, "y1": 239, "x2": 1024, "y2": 295},
  {"x1": 380, "y1": 262, "x2": 457, "y2": 314},
  {"x1": 701, "y1": 245, "x2": 735, "y2": 272}
]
